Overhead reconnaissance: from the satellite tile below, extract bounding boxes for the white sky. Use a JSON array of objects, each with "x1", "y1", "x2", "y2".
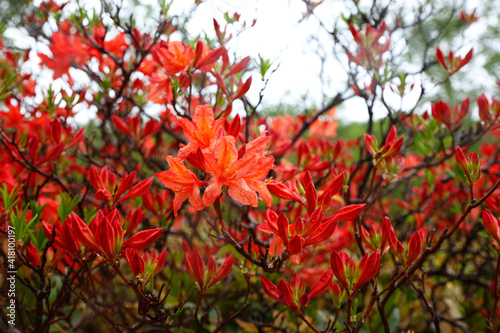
[
  {"x1": 176, "y1": 0, "x2": 426, "y2": 122},
  {"x1": 5, "y1": 0, "x2": 486, "y2": 124}
]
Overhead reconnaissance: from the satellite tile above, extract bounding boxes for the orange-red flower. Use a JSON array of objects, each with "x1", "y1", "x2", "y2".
[
  {"x1": 38, "y1": 29, "x2": 89, "y2": 84},
  {"x1": 177, "y1": 104, "x2": 225, "y2": 159},
  {"x1": 156, "y1": 156, "x2": 207, "y2": 216},
  {"x1": 202, "y1": 135, "x2": 274, "y2": 208},
  {"x1": 152, "y1": 41, "x2": 193, "y2": 74}
]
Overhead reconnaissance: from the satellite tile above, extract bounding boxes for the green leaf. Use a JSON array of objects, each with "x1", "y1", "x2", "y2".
[{"x1": 57, "y1": 191, "x2": 81, "y2": 222}]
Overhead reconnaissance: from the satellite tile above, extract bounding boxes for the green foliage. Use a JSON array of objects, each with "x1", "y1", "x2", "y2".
[
  {"x1": 57, "y1": 191, "x2": 81, "y2": 222},
  {"x1": 0, "y1": 183, "x2": 21, "y2": 212},
  {"x1": 9, "y1": 202, "x2": 44, "y2": 245}
]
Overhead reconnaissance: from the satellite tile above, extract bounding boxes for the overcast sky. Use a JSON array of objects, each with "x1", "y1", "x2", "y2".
[
  {"x1": 7, "y1": 0, "x2": 484, "y2": 123},
  {"x1": 166, "y1": 0, "x2": 460, "y2": 122}
]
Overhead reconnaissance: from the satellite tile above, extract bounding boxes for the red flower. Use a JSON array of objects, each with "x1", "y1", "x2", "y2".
[
  {"x1": 38, "y1": 29, "x2": 89, "y2": 84},
  {"x1": 147, "y1": 72, "x2": 174, "y2": 104}
]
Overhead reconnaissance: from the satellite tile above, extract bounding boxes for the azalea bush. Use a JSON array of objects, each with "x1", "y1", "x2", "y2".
[{"x1": 1, "y1": 0, "x2": 500, "y2": 332}]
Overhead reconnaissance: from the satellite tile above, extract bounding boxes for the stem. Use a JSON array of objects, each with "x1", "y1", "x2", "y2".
[
  {"x1": 376, "y1": 297, "x2": 390, "y2": 333},
  {"x1": 194, "y1": 291, "x2": 204, "y2": 324},
  {"x1": 409, "y1": 278, "x2": 440, "y2": 333},
  {"x1": 299, "y1": 312, "x2": 320, "y2": 333},
  {"x1": 362, "y1": 165, "x2": 378, "y2": 202},
  {"x1": 346, "y1": 294, "x2": 353, "y2": 329},
  {"x1": 488, "y1": 255, "x2": 500, "y2": 332},
  {"x1": 332, "y1": 308, "x2": 340, "y2": 328}
]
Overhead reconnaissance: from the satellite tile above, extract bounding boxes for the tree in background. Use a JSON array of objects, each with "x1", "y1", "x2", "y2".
[{"x1": 0, "y1": 0, "x2": 500, "y2": 332}]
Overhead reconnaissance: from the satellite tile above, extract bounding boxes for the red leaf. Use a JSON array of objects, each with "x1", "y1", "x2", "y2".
[
  {"x1": 318, "y1": 172, "x2": 345, "y2": 204},
  {"x1": 277, "y1": 212, "x2": 289, "y2": 246},
  {"x1": 112, "y1": 115, "x2": 133, "y2": 136},
  {"x1": 115, "y1": 171, "x2": 137, "y2": 201},
  {"x1": 261, "y1": 275, "x2": 280, "y2": 302},
  {"x1": 305, "y1": 183, "x2": 318, "y2": 215},
  {"x1": 483, "y1": 209, "x2": 500, "y2": 240},
  {"x1": 406, "y1": 229, "x2": 424, "y2": 267},
  {"x1": 210, "y1": 254, "x2": 233, "y2": 286},
  {"x1": 67, "y1": 128, "x2": 85, "y2": 149},
  {"x1": 436, "y1": 46, "x2": 447, "y2": 70},
  {"x1": 125, "y1": 248, "x2": 145, "y2": 276},
  {"x1": 189, "y1": 248, "x2": 205, "y2": 288},
  {"x1": 195, "y1": 46, "x2": 226, "y2": 69},
  {"x1": 89, "y1": 165, "x2": 103, "y2": 191},
  {"x1": 354, "y1": 249, "x2": 380, "y2": 290},
  {"x1": 308, "y1": 269, "x2": 333, "y2": 299},
  {"x1": 288, "y1": 235, "x2": 305, "y2": 255},
  {"x1": 37, "y1": 141, "x2": 65, "y2": 164},
  {"x1": 233, "y1": 76, "x2": 252, "y2": 99},
  {"x1": 455, "y1": 146, "x2": 468, "y2": 175},
  {"x1": 228, "y1": 114, "x2": 241, "y2": 138},
  {"x1": 333, "y1": 204, "x2": 366, "y2": 222},
  {"x1": 121, "y1": 228, "x2": 162, "y2": 250},
  {"x1": 214, "y1": 71, "x2": 229, "y2": 96},
  {"x1": 330, "y1": 249, "x2": 348, "y2": 290},
  {"x1": 26, "y1": 244, "x2": 41, "y2": 268},
  {"x1": 69, "y1": 212, "x2": 100, "y2": 253},
  {"x1": 119, "y1": 177, "x2": 153, "y2": 202},
  {"x1": 227, "y1": 56, "x2": 250, "y2": 76}
]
